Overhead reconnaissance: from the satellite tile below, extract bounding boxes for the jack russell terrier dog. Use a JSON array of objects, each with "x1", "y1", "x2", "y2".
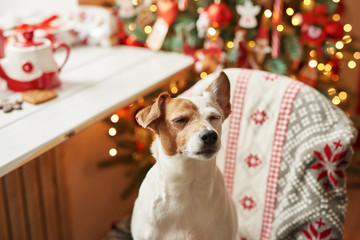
[{"x1": 131, "y1": 72, "x2": 238, "y2": 240}]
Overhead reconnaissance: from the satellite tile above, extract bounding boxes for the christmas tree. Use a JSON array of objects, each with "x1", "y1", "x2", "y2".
[
  {"x1": 100, "y1": 0, "x2": 360, "y2": 195},
  {"x1": 115, "y1": 0, "x2": 358, "y2": 109}
]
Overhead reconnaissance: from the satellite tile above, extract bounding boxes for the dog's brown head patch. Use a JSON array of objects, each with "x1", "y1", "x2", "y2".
[
  {"x1": 136, "y1": 94, "x2": 206, "y2": 156},
  {"x1": 136, "y1": 71, "x2": 231, "y2": 157}
]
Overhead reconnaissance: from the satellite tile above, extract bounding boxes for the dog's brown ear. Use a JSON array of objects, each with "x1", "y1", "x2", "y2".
[
  {"x1": 135, "y1": 92, "x2": 170, "y2": 132},
  {"x1": 205, "y1": 72, "x2": 231, "y2": 119}
]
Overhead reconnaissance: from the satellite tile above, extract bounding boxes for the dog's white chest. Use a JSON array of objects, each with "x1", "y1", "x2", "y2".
[{"x1": 131, "y1": 164, "x2": 237, "y2": 240}]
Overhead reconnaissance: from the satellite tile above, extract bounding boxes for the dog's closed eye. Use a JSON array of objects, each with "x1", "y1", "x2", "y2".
[
  {"x1": 172, "y1": 117, "x2": 189, "y2": 124},
  {"x1": 209, "y1": 115, "x2": 221, "y2": 122}
]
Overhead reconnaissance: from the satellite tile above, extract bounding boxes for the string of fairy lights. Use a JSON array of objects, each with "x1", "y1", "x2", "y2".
[
  {"x1": 106, "y1": 0, "x2": 359, "y2": 157},
  {"x1": 254, "y1": 0, "x2": 357, "y2": 107},
  {"x1": 108, "y1": 113, "x2": 120, "y2": 157},
  {"x1": 124, "y1": 0, "x2": 359, "y2": 75}
]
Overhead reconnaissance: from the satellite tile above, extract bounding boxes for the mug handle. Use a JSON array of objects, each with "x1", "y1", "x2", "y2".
[{"x1": 52, "y1": 42, "x2": 70, "y2": 72}]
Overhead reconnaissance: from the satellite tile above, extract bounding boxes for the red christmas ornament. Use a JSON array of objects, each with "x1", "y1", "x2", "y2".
[
  {"x1": 183, "y1": 43, "x2": 197, "y2": 56},
  {"x1": 336, "y1": 1, "x2": 344, "y2": 16},
  {"x1": 118, "y1": 31, "x2": 129, "y2": 45},
  {"x1": 116, "y1": 107, "x2": 133, "y2": 121},
  {"x1": 301, "y1": 24, "x2": 326, "y2": 55},
  {"x1": 207, "y1": 2, "x2": 232, "y2": 27},
  {"x1": 157, "y1": 0, "x2": 179, "y2": 25},
  {"x1": 125, "y1": 36, "x2": 143, "y2": 47},
  {"x1": 324, "y1": 21, "x2": 344, "y2": 40},
  {"x1": 328, "y1": 57, "x2": 340, "y2": 75},
  {"x1": 135, "y1": 140, "x2": 145, "y2": 151}
]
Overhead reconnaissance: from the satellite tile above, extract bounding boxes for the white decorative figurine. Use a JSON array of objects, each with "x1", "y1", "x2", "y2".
[
  {"x1": 117, "y1": 0, "x2": 136, "y2": 19},
  {"x1": 254, "y1": 23, "x2": 271, "y2": 64},
  {"x1": 236, "y1": 0, "x2": 261, "y2": 29},
  {"x1": 196, "y1": 8, "x2": 210, "y2": 38}
]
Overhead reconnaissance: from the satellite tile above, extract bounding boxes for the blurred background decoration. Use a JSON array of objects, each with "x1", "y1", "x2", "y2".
[
  {"x1": 111, "y1": 0, "x2": 359, "y2": 110},
  {"x1": 1, "y1": 0, "x2": 360, "y2": 195}
]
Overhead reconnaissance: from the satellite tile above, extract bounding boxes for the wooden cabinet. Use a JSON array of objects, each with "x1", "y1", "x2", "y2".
[
  {"x1": 0, "y1": 120, "x2": 140, "y2": 240},
  {"x1": 0, "y1": 147, "x2": 71, "y2": 240}
]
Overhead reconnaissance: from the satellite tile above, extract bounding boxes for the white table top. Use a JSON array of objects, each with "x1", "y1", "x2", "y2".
[{"x1": 0, "y1": 46, "x2": 193, "y2": 177}]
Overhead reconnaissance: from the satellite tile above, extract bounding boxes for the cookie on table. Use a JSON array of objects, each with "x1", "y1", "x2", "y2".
[{"x1": 22, "y1": 89, "x2": 58, "y2": 105}]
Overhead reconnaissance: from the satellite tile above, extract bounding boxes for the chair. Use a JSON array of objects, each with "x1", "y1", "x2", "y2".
[
  {"x1": 104, "y1": 68, "x2": 357, "y2": 240},
  {"x1": 181, "y1": 68, "x2": 357, "y2": 239}
]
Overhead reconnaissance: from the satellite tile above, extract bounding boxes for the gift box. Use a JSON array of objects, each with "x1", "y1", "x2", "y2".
[
  {"x1": 73, "y1": 6, "x2": 119, "y2": 47},
  {"x1": 0, "y1": 0, "x2": 78, "y2": 45},
  {"x1": 0, "y1": 15, "x2": 78, "y2": 47},
  {"x1": 0, "y1": 4, "x2": 119, "y2": 47}
]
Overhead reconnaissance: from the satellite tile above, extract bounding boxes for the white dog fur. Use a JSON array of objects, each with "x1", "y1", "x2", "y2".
[{"x1": 131, "y1": 72, "x2": 238, "y2": 240}]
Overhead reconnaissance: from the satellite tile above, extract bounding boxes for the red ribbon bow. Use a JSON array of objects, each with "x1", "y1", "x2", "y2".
[
  {"x1": 301, "y1": 4, "x2": 329, "y2": 26},
  {"x1": 15, "y1": 15, "x2": 59, "y2": 32}
]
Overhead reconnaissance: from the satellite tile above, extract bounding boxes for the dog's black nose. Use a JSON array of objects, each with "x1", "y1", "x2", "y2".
[{"x1": 200, "y1": 130, "x2": 218, "y2": 145}]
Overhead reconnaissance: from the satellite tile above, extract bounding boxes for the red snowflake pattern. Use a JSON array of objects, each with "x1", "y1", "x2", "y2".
[
  {"x1": 244, "y1": 154, "x2": 262, "y2": 168},
  {"x1": 310, "y1": 140, "x2": 348, "y2": 189},
  {"x1": 250, "y1": 110, "x2": 268, "y2": 125},
  {"x1": 239, "y1": 196, "x2": 256, "y2": 210},
  {"x1": 302, "y1": 218, "x2": 338, "y2": 240},
  {"x1": 333, "y1": 139, "x2": 342, "y2": 150},
  {"x1": 316, "y1": 218, "x2": 326, "y2": 228},
  {"x1": 263, "y1": 72, "x2": 280, "y2": 81}
]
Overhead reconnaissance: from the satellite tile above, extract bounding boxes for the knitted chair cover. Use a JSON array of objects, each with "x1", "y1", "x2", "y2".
[
  {"x1": 181, "y1": 68, "x2": 357, "y2": 240},
  {"x1": 104, "y1": 68, "x2": 357, "y2": 240}
]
